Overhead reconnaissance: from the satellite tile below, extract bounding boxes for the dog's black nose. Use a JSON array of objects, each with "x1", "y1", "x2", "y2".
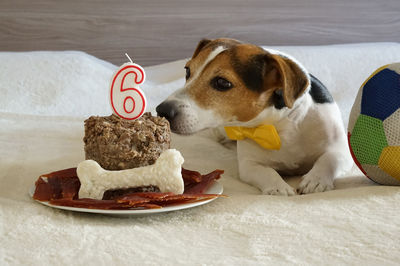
[{"x1": 156, "y1": 101, "x2": 177, "y2": 120}]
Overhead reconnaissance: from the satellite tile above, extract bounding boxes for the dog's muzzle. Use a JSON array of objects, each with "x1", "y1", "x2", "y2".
[{"x1": 156, "y1": 100, "x2": 200, "y2": 135}]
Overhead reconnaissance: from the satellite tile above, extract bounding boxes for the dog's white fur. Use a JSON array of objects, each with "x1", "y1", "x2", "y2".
[{"x1": 162, "y1": 45, "x2": 353, "y2": 195}]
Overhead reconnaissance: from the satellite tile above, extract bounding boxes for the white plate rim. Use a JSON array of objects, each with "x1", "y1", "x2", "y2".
[{"x1": 29, "y1": 181, "x2": 223, "y2": 216}]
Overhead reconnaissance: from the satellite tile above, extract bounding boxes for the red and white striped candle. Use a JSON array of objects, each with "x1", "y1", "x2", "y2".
[{"x1": 110, "y1": 54, "x2": 147, "y2": 120}]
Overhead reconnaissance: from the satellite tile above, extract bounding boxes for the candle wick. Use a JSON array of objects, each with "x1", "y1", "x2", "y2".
[{"x1": 125, "y1": 53, "x2": 134, "y2": 63}]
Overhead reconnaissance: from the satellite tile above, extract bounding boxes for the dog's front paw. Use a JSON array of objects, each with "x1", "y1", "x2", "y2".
[
  {"x1": 262, "y1": 183, "x2": 296, "y2": 196},
  {"x1": 298, "y1": 174, "x2": 334, "y2": 194}
]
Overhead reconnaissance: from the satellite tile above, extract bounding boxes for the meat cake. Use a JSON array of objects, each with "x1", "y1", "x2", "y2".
[{"x1": 84, "y1": 112, "x2": 170, "y2": 170}]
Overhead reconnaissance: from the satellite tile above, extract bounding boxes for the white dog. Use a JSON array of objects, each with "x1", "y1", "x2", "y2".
[{"x1": 156, "y1": 38, "x2": 353, "y2": 196}]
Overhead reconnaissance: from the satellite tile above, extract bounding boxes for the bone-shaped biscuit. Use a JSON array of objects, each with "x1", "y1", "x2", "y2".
[{"x1": 77, "y1": 149, "x2": 184, "y2": 200}]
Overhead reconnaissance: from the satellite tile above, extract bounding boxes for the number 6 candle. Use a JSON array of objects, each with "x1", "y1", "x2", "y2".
[{"x1": 110, "y1": 54, "x2": 147, "y2": 120}]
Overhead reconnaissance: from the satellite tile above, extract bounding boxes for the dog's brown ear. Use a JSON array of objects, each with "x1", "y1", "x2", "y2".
[
  {"x1": 270, "y1": 54, "x2": 309, "y2": 108},
  {"x1": 192, "y1": 39, "x2": 212, "y2": 58}
]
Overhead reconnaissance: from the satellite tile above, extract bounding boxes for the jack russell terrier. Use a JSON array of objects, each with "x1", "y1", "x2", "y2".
[{"x1": 156, "y1": 38, "x2": 353, "y2": 196}]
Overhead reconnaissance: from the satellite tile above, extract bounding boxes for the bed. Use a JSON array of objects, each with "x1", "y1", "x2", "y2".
[{"x1": 1, "y1": 43, "x2": 400, "y2": 265}]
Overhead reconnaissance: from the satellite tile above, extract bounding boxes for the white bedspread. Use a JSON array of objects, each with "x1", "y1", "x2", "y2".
[{"x1": 1, "y1": 43, "x2": 400, "y2": 265}]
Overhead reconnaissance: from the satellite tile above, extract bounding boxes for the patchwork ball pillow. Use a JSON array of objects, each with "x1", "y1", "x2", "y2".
[{"x1": 348, "y1": 63, "x2": 400, "y2": 185}]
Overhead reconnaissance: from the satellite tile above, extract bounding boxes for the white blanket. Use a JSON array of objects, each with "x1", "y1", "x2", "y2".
[{"x1": 1, "y1": 44, "x2": 400, "y2": 265}]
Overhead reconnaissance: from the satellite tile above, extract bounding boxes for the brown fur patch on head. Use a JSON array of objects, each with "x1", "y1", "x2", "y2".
[
  {"x1": 192, "y1": 38, "x2": 242, "y2": 57},
  {"x1": 231, "y1": 45, "x2": 281, "y2": 92},
  {"x1": 186, "y1": 43, "x2": 273, "y2": 122},
  {"x1": 185, "y1": 38, "x2": 242, "y2": 80},
  {"x1": 191, "y1": 39, "x2": 212, "y2": 58},
  {"x1": 231, "y1": 44, "x2": 309, "y2": 108},
  {"x1": 185, "y1": 39, "x2": 309, "y2": 123}
]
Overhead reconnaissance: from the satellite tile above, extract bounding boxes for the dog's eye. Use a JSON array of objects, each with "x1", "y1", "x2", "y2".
[
  {"x1": 184, "y1": 67, "x2": 190, "y2": 80},
  {"x1": 211, "y1": 77, "x2": 233, "y2": 91}
]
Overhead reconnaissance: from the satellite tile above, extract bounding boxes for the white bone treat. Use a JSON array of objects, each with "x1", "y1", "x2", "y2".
[{"x1": 77, "y1": 149, "x2": 184, "y2": 200}]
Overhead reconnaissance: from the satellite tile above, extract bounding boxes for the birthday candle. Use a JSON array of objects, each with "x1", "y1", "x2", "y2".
[{"x1": 110, "y1": 54, "x2": 147, "y2": 120}]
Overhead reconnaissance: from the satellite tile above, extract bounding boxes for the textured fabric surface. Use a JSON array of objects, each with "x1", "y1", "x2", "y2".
[
  {"x1": 350, "y1": 114, "x2": 388, "y2": 165},
  {"x1": 361, "y1": 68, "x2": 400, "y2": 120},
  {"x1": 2, "y1": 44, "x2": 400, "y2": 265},
  {"x1": 361, "y1": 164, "x2": 400, "y2": 186},
  {"x1": 384, "y1": 109, "x2": 400, "y2": 146},
  {"x1": 379, "y1": 147, "x2": 400, "y2": 180}
]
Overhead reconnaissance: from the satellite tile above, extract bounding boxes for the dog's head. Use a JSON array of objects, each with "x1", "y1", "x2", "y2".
[{"x1": 156, "y1": 38, "x2": 310, "y2": 134}]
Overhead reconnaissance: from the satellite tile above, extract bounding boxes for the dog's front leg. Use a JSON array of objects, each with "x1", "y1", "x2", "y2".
[
  {"x1": 298, "y1": 148, "x2": 353, "y2": 194},
  {"x1": 239, "y1": 160, "x2": 296, "y2": 196},
  {"x1": 237, "y1": 141, "x2": 296, "y2": 196}
]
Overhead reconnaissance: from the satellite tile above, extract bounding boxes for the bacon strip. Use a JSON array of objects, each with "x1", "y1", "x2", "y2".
[
  {"x1": 181, "y1": 168, "x2": 202, "y2": 185},
  {"x1": 50, "y1": 193, "x2": 223, "y2": 209},
  {"x1": 119, "y1": 192, "x2": 175, "y2": 199},
  {"x1": 49, "y1": 198, "x2": 134, "y2": 210},
  {"x1": 133, "y1": 204, "x2": 163, "y2": 209},
  {"x1": 154, "y1": 194, "x2": 223, "y2": 206},
  {"x1": 33, "y1": 167, "x2": 225, "y2": 210},
  {"x1": 116, "y1": 192, "x2": 223, "y2": 207},
  {"x1": 184, "y1": 169, "x2": 224, "y2": 194},
  {"x1": 33, "y1": 168, "x2": 80, "y2": 201}
]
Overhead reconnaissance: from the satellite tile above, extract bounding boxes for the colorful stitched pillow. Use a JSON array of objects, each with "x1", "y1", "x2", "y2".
[{"x1": 348, "y1": 63, "x2": 400, "y2": 185}]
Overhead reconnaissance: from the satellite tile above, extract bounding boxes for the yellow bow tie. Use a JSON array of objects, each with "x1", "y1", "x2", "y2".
[{"x1": 224, "y1": 125, "x2": 281, "y2": 150}]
